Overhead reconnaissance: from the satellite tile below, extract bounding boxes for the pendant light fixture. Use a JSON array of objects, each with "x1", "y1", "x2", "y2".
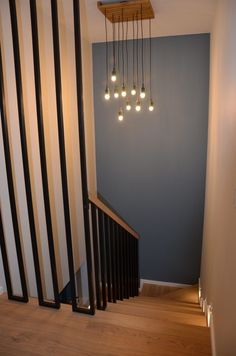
[
  {"x1": 114, "y1": 86, "x2": 119, "y2": 98},
  {"x1": 148, "y1": 18, "x2": 154, "y2": 111},
  {"x1": 131, "y1": 16, "x2": 136, "y2": 96},
  {"x1": 140, "y1": 5, "x2": 146, "y2": 99},
  {"x1": 126, "y1": 101, "x2": 131, "y2": 111},
  {"x1": 98, "y1": 0, "x2": 155, "y2": 121},
  {"x1": 125, "y1": 19, "x2": 131, "y2": 110},
  {"x1": 135, "y1": 99, "x2": 141, "y2": 112},
  {"x1": 118, "y1": 108, "x2": 124, "y2": 121},
  {"x1": 104, "y1": 10, "x2": 110, "y2": 100},
  {"x1": 121, "y1": 9, "x2": 127, "y2": 98},
  {"x1": 135, "y1": 12, "x2": 141, "y2": 112},
  {"x1": 111, "y1": 17, "x2": 117, "y2": 82}
]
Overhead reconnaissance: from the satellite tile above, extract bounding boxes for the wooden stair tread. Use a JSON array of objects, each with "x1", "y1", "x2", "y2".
[{"x1": 0, "y1": 286, "x2": 211, "y2": 356}]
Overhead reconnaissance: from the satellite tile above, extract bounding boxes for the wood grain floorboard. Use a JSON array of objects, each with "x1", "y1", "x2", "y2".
[{"x1": 0, "y1": 286, "x2": 211, "y2": 356}]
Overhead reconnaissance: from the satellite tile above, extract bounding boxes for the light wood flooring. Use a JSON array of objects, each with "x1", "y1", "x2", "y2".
[{"x1": 0, "y1": 286, "x2": 211, "y2": 356}]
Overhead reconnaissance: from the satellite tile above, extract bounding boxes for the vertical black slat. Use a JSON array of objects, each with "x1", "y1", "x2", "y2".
[
  {"x1": 122, "y1": 229, "x2": 128, "y2": 299},
  {"x1": 72, "y1": 0, "x2": 95, "y2": 314},
  {"x1": 98, "y1": 209, "x2": 107, "y2": 309},
  {"x1": 132, "y1": 237, "x2": 136, "y2": 297},
  {"x1": 137, "y1": 238, "x2": 140, "y2": 291},
  {"x1": 134, "y1": 239, "x2": 139, "y2": 296},
  {"x1": 29, "y1": 0, "x2": 59, "y2": 308},
  {"x1": 126, "y1": 231, "x2": 130, "y2": 297},
  {"x1": 8, "y1": 0, "x2": 47, "y2": 306},
  {"x1": 135, "y1": 238, "x2": 139, "y2": 296},
  {"x1": 0, "y1": 44, "x2": 28, "y2": 303},
  {"x1": 91, "y1": 203, "x2": 101, "y2": 309},
  {"x1": 109, "y1": 219, "x2": 117, "y2": 303},
  {"x1": 137, "y1": 239, "x2": 140, "y2": 295},
  {"x1": 118, "y1": 226, "x2": 124, "y2": 301},
  {"x1": 104, "y1": 214, "x2": 112, "y2": 303},
  {"x1": 135, "y1": 238, "x2": 138, "y2": 296},
  {"x1": 50, "y1": 0, "x2": 77, "y2": 312},
  {"x1": 130, "y1": 235, "x2": 135, "y2": 297},
  {"x1": 128, "y1": 235, "x2": 132, "y2": 297},
  {"x1": 115, "y1": 223, "x2": 121, "y2": 300},
  {"x1": 133, "y1": 237, "x2": 138, "y2": 296}
]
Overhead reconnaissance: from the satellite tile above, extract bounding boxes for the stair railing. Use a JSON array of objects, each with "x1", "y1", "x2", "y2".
[{"x1": 89, "y1": 195, "x2": 140, "y2": 310}]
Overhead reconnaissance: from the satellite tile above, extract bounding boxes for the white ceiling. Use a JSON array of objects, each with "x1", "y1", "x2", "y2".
[{"x1": 85, "y1": 0, "x2": 217, "y2": 43}]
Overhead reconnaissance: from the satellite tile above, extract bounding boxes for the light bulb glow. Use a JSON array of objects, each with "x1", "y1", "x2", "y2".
[
  {"x1": 118, "y1": 109, "x2": 124, "y2": 121},
  {"x1": 111, "y1": 68, "x2": 117, "y2": 82},
  {"x1": 121, "y1": 85, "x2": 127, "y2": 97},
  {"x1": 126, "y1": 102, "x2": 131, "y2": 111},
  {"x1": 131, "y1": 85, "x2": 136, "y2": 96},
  {"x1": 149, "y1": 100, "x2": 154, "y2": 111},
  {"x1": 140, "y1": 86, "x2": 146, "y2": 99},
  {"x1": 104, "y1": 87, "x2": 110, "y2": 100},
  {"x1": 114, "y1": 88, "x2": 119, "y2": 99},
  {"x1": 135, "y1": 100, "x2": 141, "y2": 112}
]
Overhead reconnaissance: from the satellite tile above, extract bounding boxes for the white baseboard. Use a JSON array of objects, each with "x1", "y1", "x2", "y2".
[
  {"x1": 140, "y1": 279, "x2": 192, "y2": 292},
  {"x1": 0, "y1": 286, "x2": 4, "y2": 295}
]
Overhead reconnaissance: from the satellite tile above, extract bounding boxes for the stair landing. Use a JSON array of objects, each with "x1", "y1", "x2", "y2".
[{"x1": 0, "y1": 286, "x2": 211, "y2": 355}]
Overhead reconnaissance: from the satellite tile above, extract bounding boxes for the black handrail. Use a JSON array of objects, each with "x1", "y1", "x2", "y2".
[{"x1": 89, "y1": 197, "x2": 140, "y2": 310}]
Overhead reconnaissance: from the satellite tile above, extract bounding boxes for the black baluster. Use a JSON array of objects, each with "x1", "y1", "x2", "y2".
[
  {"x1": 98, "y1": 209, "x2": 107, "y2": 309},
  {"x1": 29, "y1": 0, "x2": 60, "y2": 308},
  {"x1": 91, "y1": 204, "x2": 102, "y2": 309}
]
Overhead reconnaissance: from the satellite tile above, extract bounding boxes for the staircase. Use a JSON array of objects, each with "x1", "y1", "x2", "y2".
[{"x1": 0, "y1": 285, "x2": 211, "y2": 355}]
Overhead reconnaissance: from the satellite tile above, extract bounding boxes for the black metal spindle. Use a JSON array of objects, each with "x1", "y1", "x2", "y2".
[
  {"x1": 128, "y1": 233, "x2": 133, "y2": 297},
  {"x1": 137, "y1": 238, "x2": 140, "y2": 292},
  {"x1": 50, "y1": 0, "x2": 78, "y2": 312},
  {"x1": 125, "y1": 231, "x2": 130, "y2": 297},
  {"x1": 29, "y1": 0, "x2": 60, "y2": 309},
  {"x1": 109, "y1": 219, "x2": 117, "y2": 303},
  {"x1": 119, "y1": 226, "x2": 124, "y2": 301},
  {"x1": 115, "y1": 223, "x2": 121, "y2": 300},
  {"x1": 91, "y1": 203, "x2": 102, "y2": 309},
  {"x1": 122, "y1": 229, "x2": 128, "y2": 299},
  {"x1": 131, "y1": 237, "x2": 135, "y2": 297},
  {"x1": 132, "y1": 236, "x2": 136, "y2": 297},
  {"x1": 0, "y1": 43, "x2": 28, "y2": 303},
  {"x1": 135, "y1": 238, "x2": 139, "y2": 296},
  {"x1": 98, "y1": 209, "x2": 107, "y2": 309},
  {"x1": 9, "y1": 0, "x2": 48, "y2": 306},
  {"x1": 130, "y1": 235, "x2": 135, "y2": 297},
  {"x1": 104, "y1": 214, "x2": 112, "y2": 303},
  {"x1": 72, "y1": 0, "x2": 95, "y2": 315}
]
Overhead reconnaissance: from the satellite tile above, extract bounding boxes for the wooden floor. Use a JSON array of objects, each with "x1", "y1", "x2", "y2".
[{"x1": 0, "y1": 286, "x2": 211, "y2": 356}]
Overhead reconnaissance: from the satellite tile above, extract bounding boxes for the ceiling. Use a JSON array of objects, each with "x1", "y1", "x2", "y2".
[{"x1": 85, "y1": 0, "x2": 216, "y2": 43}]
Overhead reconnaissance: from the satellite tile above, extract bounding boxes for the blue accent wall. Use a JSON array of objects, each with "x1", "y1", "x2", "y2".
[{"x1": 92, "y1": 34, "x2": 210, "y2": 284}]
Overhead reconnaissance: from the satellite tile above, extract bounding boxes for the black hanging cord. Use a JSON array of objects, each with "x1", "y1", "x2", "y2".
[
  {"x1": 105, "y1": 9, "x2": 108, "y2": 86},
  {"x1": 126, "y1": 19, "x2": 129, "y2": 87},
  {"x1": 118, "y1": 16, "x2": 120, "y2": 73},
  {"x1": 149, "y1": 18, "x2": 152, "y2": 97},
  {"x1": 141, "y1": 5, "x2": 144, "y2": 87},
  {"x1": 132, "y1": 15, "x2": 135, "y2": 87},
  {"x1": 136, "y1": 12, "x2": 139, "y2": 89},
  {"x1": 112, "y1": 16, "x2": 116, "y2": 71},
  {"x1": 122, "y1": 9, "x2": 125, "y2": 86}
]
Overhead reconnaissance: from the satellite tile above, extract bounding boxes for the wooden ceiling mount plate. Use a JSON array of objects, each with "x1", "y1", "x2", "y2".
[{"x1": 97, "y1": 0, "x2": 155, "y2": 23}]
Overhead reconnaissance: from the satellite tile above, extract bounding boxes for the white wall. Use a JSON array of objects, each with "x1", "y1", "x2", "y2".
[
  {"x1": 0, "y1": 0, "x2": 96, "y2": 300},
  {"x1": 201, "y1": 0, "x2": 236, "y2": 354}
]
